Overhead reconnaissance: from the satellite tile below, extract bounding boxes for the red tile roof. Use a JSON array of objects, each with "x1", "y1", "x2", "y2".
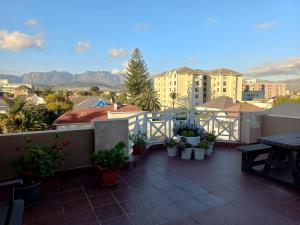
[{"x1": 53, "y1": 105, "x2": 142, "y2": 125}]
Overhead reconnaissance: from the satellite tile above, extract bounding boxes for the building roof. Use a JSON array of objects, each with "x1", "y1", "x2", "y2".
[
  {"x1": 268, "y1": 103, "x2": 300, "y2": 118},
  {"x1": 199, "y1": 96, "x2": 235, "y2": 110},
  {"x1": 53, "y1": 104, "x2": 142, "y2": 125},
  {"x1": 224, "y1": 102, "x2": 263, "y2": 112},
  {"x1": 69, "y1": 96, "x2": 111, "y2": 109}
]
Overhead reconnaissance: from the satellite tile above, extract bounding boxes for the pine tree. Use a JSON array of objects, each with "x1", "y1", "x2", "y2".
[{"x1": 124, "y1": 48, "x2": 150, "y2": 101}]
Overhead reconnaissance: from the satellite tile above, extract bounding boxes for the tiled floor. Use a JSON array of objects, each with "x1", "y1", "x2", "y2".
[{"x1": 23, "y1": 147, "x2": 300, "y2": 225}]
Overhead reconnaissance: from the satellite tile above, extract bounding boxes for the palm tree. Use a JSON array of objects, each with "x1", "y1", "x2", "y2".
[
  {"x1": 135, "y1": 87, "x2": 161, "y2": 112},
  {"x1": 108, "y1": 91, "x2": 117, "y2": 104},
  {"x1": 169, "y1": 91, "x2": 178, "y2": 108}
]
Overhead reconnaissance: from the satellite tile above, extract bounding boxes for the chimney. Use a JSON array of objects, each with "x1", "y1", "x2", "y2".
[{"x1": 113, "y1": 103, "x2": 118, "y2": 110}]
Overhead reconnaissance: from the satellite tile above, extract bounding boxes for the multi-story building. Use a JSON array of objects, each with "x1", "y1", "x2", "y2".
[
  {"x1": 243, "y1": 79, "x2": 286, "y2": 99},
  {"x1": 0, "y1": 79, "x2": 33, "y2": 95},
  {"x1": 153, "y1": 67, "x2": 243, "y2": 109}
]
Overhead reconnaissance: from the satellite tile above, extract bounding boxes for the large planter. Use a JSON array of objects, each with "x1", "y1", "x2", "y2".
[
  {"x1": 181, "y1": 148, "x2": 193, "y2": 160},
  {"x1": 178, "y1": 136, "x2": 200, "y2": 146},
  {"x1": 14, "y1": 180, "x2": 42, "y2": 208},
  {"x1": 205, "y1": 142, "x2": 214, "y2": 157},
  {"x1": 167, "y1": 147, "x2": 177, "y2": 157},
  {"x1": 194, "y1": 148, "x2": 205, "y2": 160},
  {"x1": 95, "y1": 164, "x2": 120, "y2": 187},
  {"x1": 132, "y1": 145, "x2": 146, "y2": 155}
]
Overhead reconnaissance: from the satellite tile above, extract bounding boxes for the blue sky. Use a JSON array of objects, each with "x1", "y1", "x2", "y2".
[{"x1": 0, "y1": 0, "x2": 299, "y2": 80}]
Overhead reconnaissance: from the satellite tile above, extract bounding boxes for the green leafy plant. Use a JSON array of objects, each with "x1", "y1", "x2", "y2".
[
  {"x1": 10, "y1": 134, "x2": 69, "y2": 185},
  {"x1": 203, "y1": 131, "x2": 217, "y2": 142},
  {"x1": 173, "y1": 123, "x2": 205, "y2": 137},
  {"x1": 129, "y1": 131, "x2": 147, "y2": 147},
  {"x1": 176, "y1": 137, "x2": 192, "y2": 151},
  {"x1": 164, "y1": 138, "x2": 177, "y2": 147},
  {"x1": 92, "y1": 141, "x2": 129, "y2": 169},
  {"x1": 194, "y1": 142, "x2": 209, "y2": 149}
]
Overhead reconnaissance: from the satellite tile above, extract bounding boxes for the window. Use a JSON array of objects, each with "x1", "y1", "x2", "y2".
[
  {"x1": 223, "y1": 88, "x2": 226, "y2": 92},
  {"x1": 174, "y1": 81, "x2": 176, "y2": 85},
  {"x1": 223, "y1": 81, "x2": 226, "y2": 86},
  {"x1": 195, "y1": 94, "x2": 199, "y2": 99},
  {"x1": 195, "y1": 81, "x2": 199, "y2": 86},
  {"x1": 195, "y1": 87, "x2": 199, "y2": 92}
]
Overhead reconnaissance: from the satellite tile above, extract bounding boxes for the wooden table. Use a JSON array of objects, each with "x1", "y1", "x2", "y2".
[{"x1": 258, "y1": 133, "x2": 300, "y2": 186}]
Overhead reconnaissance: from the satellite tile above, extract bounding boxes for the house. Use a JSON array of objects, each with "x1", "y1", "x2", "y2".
[
  {"x1": 0, "y1": 98, "x2": 7, "y2": 113},
  {"x1": 13, "y1": 85, "x2": 33, "y2": 97},
  {"x1": 68, "y1": 96, "x2": 111, "y2": 109},
  {"x1": 52, "y1": 104, "x2": 142, "y2": 130},
  {"x1": 196, "y1": 96, "x2": 235, "y2": 111},
  {"x1": 26, "y1": 94, "x2": 45, "y2": 105}
]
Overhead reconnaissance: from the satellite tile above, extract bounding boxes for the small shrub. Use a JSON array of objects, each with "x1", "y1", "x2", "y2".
[
  {"x1": 164, "y1": 138, "x2": 177, "y2": 147},
  {"x1": 92, "y1": 141, "x2": 129, "y2": 169},
  {"x1": 194, "y1": 142, "x2": 209, "y2": 149},
  {"x1": 129, "y1": 131, "x2": 147, "y2": 147},
  {"x1": 173, "y1": 123, "x2": 205, "y2": 138}
]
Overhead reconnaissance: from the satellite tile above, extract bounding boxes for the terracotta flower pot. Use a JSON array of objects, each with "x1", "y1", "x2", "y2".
[
  {"x1": 132, "y1": 145, "x2": 146, "y2": 155},
  {"x1": 95, "y1": 164, "x2": 120, "y2": 187}
]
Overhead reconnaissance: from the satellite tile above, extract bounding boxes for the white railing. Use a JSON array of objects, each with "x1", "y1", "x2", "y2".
[{"x1": 127, "y1": 109, "x2": 241, "y2": 150}]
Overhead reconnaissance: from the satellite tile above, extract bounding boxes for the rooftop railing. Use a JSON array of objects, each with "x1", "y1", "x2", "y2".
[{"x1": 127, "y1": 109, "x2": 241, "y2": 149}]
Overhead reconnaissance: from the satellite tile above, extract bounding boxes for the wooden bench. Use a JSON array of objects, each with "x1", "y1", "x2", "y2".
[{"x1": 238, "y1": 144, "x2": 272, "y2": 172}]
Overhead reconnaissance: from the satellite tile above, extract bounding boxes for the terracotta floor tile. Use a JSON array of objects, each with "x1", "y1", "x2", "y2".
[{"x1": 94, "y1": 203, "x2": 124, "y2": 221}]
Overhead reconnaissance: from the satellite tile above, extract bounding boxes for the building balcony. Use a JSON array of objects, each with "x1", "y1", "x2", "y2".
[{"x1": 0, "y1": 110, "x2": 300, "y2": 225}]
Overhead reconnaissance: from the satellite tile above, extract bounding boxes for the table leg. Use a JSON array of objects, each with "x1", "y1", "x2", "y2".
[
  {"x1": 287, "y1": 151, "x2": 300, "y2": 185},
  {"x1": 263, "y1": 149, "x2": 274, "y2": 173}
]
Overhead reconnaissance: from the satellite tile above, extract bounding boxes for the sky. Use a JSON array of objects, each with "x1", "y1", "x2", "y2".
[{"x1": 0, "y1": 0, "x2": 300, "y2": 80}]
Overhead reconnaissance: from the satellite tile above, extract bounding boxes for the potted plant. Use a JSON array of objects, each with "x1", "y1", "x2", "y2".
[
  {"x1": 173, "y1": 123, "x2": 205, "y2": 146},
  {"x1": 129, "y1": 131, "x2": 147, "y2": 155},
  {"x1": 177, "y1": 137, "x2": 193, "y2": 160},
  {"x1": 203, "y1": 131, "x2": 217, "y2": 156},
  {"x1": 193, "y1": 143, "x2": 208, "y2": 160},
  {"x1": 10, "y1": 134, "x2": 69, "y2": 208},
  {"x1": 92, "y1": 141, "x2": 129, "y2": 187},
  {"x1": 165, "y1": 138, "x2": 177, "y2": 157}
]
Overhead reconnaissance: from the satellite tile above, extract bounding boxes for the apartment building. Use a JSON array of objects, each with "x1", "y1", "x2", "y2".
[
  {"x1": 243, "y1": 79, "x2": 286, "y2": 99},
  {"x1": 0, "y1": 79, "x2": 33, "y2": 95},
  {"x1": 153, "y1": 67, "x2": 243, "y2": 109}
]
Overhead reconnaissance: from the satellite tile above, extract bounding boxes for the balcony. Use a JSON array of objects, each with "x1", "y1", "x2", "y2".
[{"x1": 1, "y1": 110, "x2": 300, "y2": 225}]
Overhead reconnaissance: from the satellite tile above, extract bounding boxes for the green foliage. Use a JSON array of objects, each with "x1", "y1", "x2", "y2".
[
  {"x1": 0, "y1": 98, "x2": 48, "y2": 133},
  {"x1": 176, "y1": 137, "x2": 192, "y2": 150},
  {"x1": 129, "y1": 131, "x2": 147, "y2": 147},
  {"x1": 116, "y1": 92, "x2": 128, "y2": 104},
  {"x1": 45, "y1": 93, "x2": 73, "y2": 114},
  {"x1": 134, "y1": 86, "x2": 161, "y2": 112},
  {"x1": 169, "y1": 91, "x2": 178, "y2": 108},
  {"x1": 273, "y1": 96, "x2": 300, "y2": 105},
  {"x1": 90, "y1": 86, "x2": 99, "y2": 92},
  {"x1": 10, "y1": 134, "x2": 69, "y2": 184},
  {"x1": 173, "y1": 123, "x2": 205, "y2": 137},
  {"x1": 108, "y1": 91, "x2": 117, "y2": 104},
  {"x1": 91, "y1": 141, "x2": 129, "y2": 169},
  {"x1": 164, "y1": 138, "x2": 177, "y2": 147},
  {"x1": 124, "y1": 48, "x2": 150, "y2": 100},
  {"x1": 194, "y1": 142, "x2": 209, "y2": 149},
  {"x1": 203, "y1": 131, "x2": 217, "y2": 142}
]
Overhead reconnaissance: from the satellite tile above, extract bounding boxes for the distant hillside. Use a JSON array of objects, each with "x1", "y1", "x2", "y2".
[
  {"x1": 284, "y1": 78, "x2": 300, "y2": 91},
  {"x1": 0, "y1": 74, "x2": 22, "y2": 83},
  {"x1": 0, "y1": 70, "x2": 125, "y2": 89}
]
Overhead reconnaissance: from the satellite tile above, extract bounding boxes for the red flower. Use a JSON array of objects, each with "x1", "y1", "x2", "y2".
[
  {"x1": 25, "y1": 171, "x2": 33, "y2": 177},
  {"x1": 62, "y1": 140, "x2": 70, "y2": 147}
]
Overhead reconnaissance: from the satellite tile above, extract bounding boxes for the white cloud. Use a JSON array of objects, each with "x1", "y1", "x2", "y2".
[
  {"x1": 207, "y1": 17, "x2": 218, "y2": 25},
  {"x1": 25, "y1": 18, "x2": 39, "y2": 27},
  {"x1": 111, "y1": 69, "x2": 122, "y2": 74},
  {"x1": 0, "y1": 29, "x2": 44, "y2": 51},
  {"x1": 134, "y1": 22, "x2": 152, "y2": 30},
  {"x1": 246, "y1": 56, "x2": 300, "y2": 78},
  {"x1": 75, "y1": 41, "x2": 90, "y2": 53},
  {"x1": 108, "y1": 48, "x2": 129, "y2": 57},
  {"x1": 254, "y1": 20, "x2": 278, "y2": 31}
]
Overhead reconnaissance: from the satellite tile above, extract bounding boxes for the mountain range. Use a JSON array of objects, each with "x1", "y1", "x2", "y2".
[
  {"x1": 0, "y1": 71, "x2": 125, "y2": 89},
  {"x1": 0, "y1": 69, "x2": 300, "y2": 91}
]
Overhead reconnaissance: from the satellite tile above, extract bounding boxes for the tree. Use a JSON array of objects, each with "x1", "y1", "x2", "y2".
[
  {"x1": 169, "y1": 91, "x2": 178, "y2": 108},
  {"x1": 274, "y1": 96, "x2": 300, "y2": 105},
  {"x1": 45, "y1": 93, "x2": 73, "y2": 116},
  {"x1": 116, "y1": 92, "x2": 128, "y2": 105},
  {"x1": 124, "y1": 48, "x2": 150, "y2": 102},
  {"x1": 0, "y1": 98, "x2": 48, "y2": 133},
  {"x1": 108, "y1": 91, "x2": 116, "y2": 104},
  {"x1": 134, "y1": 86, "x2": 161, "y2": 112},
  {"x1": 90, "y1": 86, "x2": 100, "y2": 96}
]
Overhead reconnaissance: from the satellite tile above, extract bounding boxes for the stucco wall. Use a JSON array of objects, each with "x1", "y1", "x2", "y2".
[
  {"x1": 0, "y1": 128, "x2": 94, "y2": 180},
  {"x1": 261, "y1": 115, "x2": 300, "y2": 136}
]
